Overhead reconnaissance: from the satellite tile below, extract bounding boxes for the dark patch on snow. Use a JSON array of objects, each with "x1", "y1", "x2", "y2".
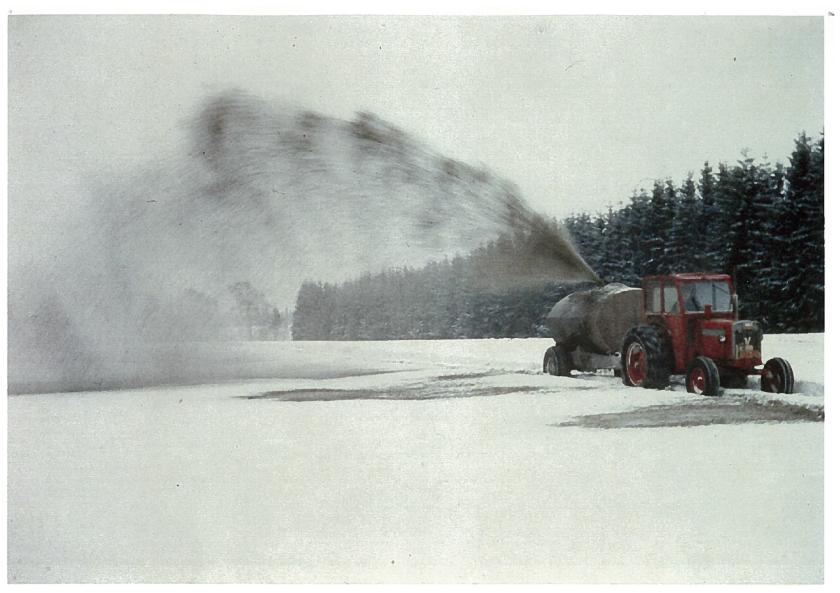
[
  {"x1": 240, "y1": 385, "x2": 541, "y2": 402},
  {"x1": 552, "y1": 399, "x2": 824, "y2": 429},
  {"x1": 434, "y1": 372, "x2": 496, "y2": 381},
  {"x1": 241, "y1": 389, "x2": 371, "y2": 402}
]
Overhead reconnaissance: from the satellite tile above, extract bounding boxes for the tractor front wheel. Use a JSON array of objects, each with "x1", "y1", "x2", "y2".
[
  {"x1": 761, "y1": 357, "x2": 795, "y2": 394},
  {"x1": 685, "y1": 356, "x2": 721, "y2": 396},
  {"x1": 621, "y1": 325, "x2": 672, "y2": 389}
]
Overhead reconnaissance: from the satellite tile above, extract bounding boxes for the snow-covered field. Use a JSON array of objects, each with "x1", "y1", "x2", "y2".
[{"x1": 7, "y1": 334, "x2": 823, "y2": 583}]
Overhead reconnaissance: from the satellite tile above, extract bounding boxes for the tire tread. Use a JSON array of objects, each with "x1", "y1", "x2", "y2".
[
  {"x1": 621, "y1": 325, "x2": 672, "y2": 389},
  {"x1": 686, "y1": 356, "x2": 721, "y2": 396}
]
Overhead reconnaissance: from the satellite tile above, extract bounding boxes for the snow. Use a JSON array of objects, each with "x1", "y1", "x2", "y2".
[{"x1": 7, "y1": 334, "x2": 823, "y2": 583}]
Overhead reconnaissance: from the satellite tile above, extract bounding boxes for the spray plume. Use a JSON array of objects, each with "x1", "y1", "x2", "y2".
[{"x1": 8, "y1": 89, "x2": 597, "y2": 393}]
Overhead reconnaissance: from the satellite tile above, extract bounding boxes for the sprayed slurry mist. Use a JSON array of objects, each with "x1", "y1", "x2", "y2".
[{"x1": 8, "y1": 89, "x2": 596, "y2": 393}]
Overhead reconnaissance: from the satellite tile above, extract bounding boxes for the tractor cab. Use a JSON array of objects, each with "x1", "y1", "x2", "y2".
[
  {"x1": 641, "y1": 273, "x2": 757, "y2": 373},
  {"x1": 643, "y1": 273, "x2": 734, "y2": 318}
]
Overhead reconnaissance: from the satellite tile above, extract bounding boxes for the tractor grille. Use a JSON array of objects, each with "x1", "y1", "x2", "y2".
[{"x1": 733, "y1": 320, "x2": 762, "y2": 359}]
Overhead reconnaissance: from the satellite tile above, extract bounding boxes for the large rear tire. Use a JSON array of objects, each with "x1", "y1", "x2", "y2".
[
  {"x1": 543, "y1": 346, "x2": 572, "y2": 377},
  {"x1": 621, "y1": 325, "x2": 672, "y2": 389},
  {"x1": 761, "y1": 357, "x2": 795, "y2": 394},
  {"x1": 685, "y1": 356, "x2": 721, "y2": 396}
]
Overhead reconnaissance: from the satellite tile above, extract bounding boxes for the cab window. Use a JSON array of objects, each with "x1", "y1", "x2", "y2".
[
  {"x1": 645, "y1": 281, "x2": 661, "y2": 313},
  {"x1": 663, "y1": 281, "x2": 679, "y2": 313},
  {"x1": 680, "y1": 280, "x2": 733, "y2": 312}
]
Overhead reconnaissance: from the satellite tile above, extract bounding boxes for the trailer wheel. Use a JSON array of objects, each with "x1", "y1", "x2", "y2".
[
  {"x1": 686, "y1": 356, "x2": 721, "y2": 396},
  {"x1": 543, "y1": 346, "x2": 572, "y2": 377},
  {"x1": 621, "y1": 325, "x2": 672, "y2": 389},
  {"x1": 761, "y1": 357, "x2": 795, "y2": 394}
]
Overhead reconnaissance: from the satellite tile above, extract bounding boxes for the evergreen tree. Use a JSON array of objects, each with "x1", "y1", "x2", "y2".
[
  {"x1": 670, "y1": 173, "x2": 702, "y2": 272},
  {"x1": 775, "y1": 133, "x2": 824, "y2": 331},
  {"x1": 696, "y1": 162, "x2": 719, "y2": 272}
]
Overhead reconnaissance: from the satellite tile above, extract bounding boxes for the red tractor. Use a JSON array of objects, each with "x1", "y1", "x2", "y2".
[{"x1": 621, "y1": 273, "x2": 794, "y2": 396}]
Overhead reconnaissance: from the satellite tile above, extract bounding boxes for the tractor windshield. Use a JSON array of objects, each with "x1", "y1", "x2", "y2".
[{"x1": 680, "y1": 280, "x2": 733, "y2": 312}]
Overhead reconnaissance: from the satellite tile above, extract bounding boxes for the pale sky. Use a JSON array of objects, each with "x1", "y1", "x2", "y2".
[{"x1": 8, "y1": 15, "x2": 824, "y2": 221}]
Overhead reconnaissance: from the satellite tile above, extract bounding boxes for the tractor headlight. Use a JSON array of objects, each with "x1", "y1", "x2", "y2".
[{"x1": 719, "y1": 335, "x2": 726, "y2": 343}]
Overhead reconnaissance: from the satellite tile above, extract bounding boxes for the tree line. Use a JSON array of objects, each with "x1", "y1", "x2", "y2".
[
  {"x1": 293, "y1": 265, "x2": 592, "y2": 341},
  {"x1": 565, "y1": 132, "x2": 823, "y2": 332},
  {"x1": 293, "y1": 133, "x2": 823, "y2": 339}
]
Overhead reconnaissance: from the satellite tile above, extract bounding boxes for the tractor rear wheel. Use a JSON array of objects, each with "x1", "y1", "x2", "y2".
[
  {"x1": 685, "y1": 356, "x2": 721, "y2": 396},
  {"x1": 543, "y1": 346, "x2": 572, "y2": 377},
  {"x1": 621, "y1": 325, "x2": 672, "y2": 389},
  {"x1": 761, "y1": 357, "x2": 795, "y2": 394}
]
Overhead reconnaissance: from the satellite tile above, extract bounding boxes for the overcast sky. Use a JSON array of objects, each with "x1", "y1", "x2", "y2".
[{"x1": 9, "y1": 15, "x2": 824, "y2": 220}]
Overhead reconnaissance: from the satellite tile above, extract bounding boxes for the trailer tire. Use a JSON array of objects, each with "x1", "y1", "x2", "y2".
[
  {"x1": 686, "y1": 356, "x2": 721, "y2": 396},
  {"x1": 543, "y1": 346, "x2": 572, "y2": 377},
  {"x1": 621, "y1": 325, "x2": 672, "y2": 389}
]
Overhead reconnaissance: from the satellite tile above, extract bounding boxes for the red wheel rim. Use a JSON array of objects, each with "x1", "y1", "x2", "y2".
[
  {"x1": 626, "y1": 343, "x2": 647, "y2": 386},
  {"x1": 762, "y1": 365, "x2": 779, "y2": 393},
  {"x1": 689, "y1": 367, "x2": 706, "y2": 394}
]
